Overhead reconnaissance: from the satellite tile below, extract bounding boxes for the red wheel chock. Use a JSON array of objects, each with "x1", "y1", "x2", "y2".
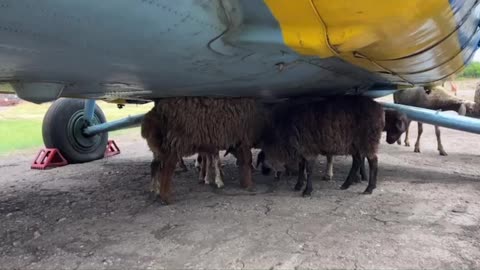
[
  {"x1": 31, "y1": 148, "x2": 68, "y2": 170},
  {"x1": 31, "y1": 141, "x2": 119, "y2": 170},
  {"x1": 104, "y1": 140, "x2": 120, "y2": 157}
]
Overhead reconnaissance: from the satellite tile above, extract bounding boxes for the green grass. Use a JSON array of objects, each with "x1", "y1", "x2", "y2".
[
  {"x1": 0, "y1": 101, "x2": 153, "y2": 155},
  {"x1": 458, "y1": 62, "x2": 480, "y2": 78},
  {"x1": 0, "y1": 119, "x2": 44, "y2": 153}
]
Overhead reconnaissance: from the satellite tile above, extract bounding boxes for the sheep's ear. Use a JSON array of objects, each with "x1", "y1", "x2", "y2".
[
  {"x1": 458, "y1": 103, "x2": 467, "y2": 116},
  {"x1": 256, "y1": 151, "x2": 265, "y2": 168},
  {"x1": 396, "y1": 118, "x2": 406, "y2": 132}
]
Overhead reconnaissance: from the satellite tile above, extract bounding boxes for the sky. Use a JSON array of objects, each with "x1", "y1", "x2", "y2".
[{"x1": 473, "y1": 50, "x2": 480, "y2": 62}]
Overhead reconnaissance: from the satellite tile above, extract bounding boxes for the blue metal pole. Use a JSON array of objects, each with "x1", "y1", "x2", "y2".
[
  {"x1": 83, "y1": 113, "x2": 145, "y2": 136},
  {"x1": 381, "y1": 102, "x2": 480, "y2": 134},
  {"x1": 84, "y1": 99, "x2": 96, "y2": 123}
]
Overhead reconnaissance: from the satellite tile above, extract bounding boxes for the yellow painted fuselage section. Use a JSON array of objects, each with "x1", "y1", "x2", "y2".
[{"x1": 264, "y1": 0, "x2": 479, "y2": 85}]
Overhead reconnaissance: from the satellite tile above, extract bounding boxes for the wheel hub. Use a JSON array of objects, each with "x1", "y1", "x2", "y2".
[{"x1": 67, "y1": 111, "x2": 102, "y2": 153}]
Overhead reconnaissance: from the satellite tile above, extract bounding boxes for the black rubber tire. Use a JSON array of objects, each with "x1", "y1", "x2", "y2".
[{"x1": 42, "y1": 98, "x2": 108, "y2": 163}]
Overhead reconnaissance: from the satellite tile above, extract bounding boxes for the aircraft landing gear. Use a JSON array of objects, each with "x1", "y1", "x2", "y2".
[{"x1": 42, "y1": 98, "x2": 108, "y2": 163}]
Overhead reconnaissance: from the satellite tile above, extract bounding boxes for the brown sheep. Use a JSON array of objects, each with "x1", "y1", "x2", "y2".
[
  {"x1": 141, "y1": 109, "x2": 187, "y2": 194},
  {"x1": 394, "y1": 85, "x2": 480, "y2": 155},
  {"x1": 258, "y1": 96, "x2": 385, "y2": 196},
  {"x1": 141, "y1": 97, "x2": 262, "y2": 204},
  {"x1": 323, "y1": 109, "x2": 409, "y2": 181}
]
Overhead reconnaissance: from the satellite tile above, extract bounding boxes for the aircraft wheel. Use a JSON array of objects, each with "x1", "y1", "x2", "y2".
[{"x1": 42, "y1": 98, "x2": 108, "y2": 163}]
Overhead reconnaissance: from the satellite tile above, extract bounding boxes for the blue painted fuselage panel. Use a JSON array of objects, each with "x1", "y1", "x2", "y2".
[{"x1": 0, "y1": 0, "x2": 396, "y2": 100}]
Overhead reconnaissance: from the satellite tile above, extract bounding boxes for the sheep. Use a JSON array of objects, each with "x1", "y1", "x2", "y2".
[
  {"x1": 257, "y1": 96, "x2": 385, "y2": 196},
  {"x1": 194, "y1": 145, "x2": 261, "y2": 188},
  {"x1": 195, "y1": 152, "x2": 224, "y2": 188},
  {"x1": 322, "y1": 109, "x2": 409, "y2": 181},
  {"x1": 142, "y1": 99, "x2": 188, "y2": 174},
  {"x1": 394, "y1": 85, "x2": 479, "y2": 155},
  {"x1": 256, "y1": 150, "x2": 302, "y2": 180},
  {"x1": 177, "y1": 158, "x2": 188, "y2": 172},
  {"x1": 192, "y1": 138, "x2": 262, "y2": 189},
  {"x1": 195, "y1": 142, "x2": 262, "y2": 188},
  {"x1": 141, "y1": 109, "x2": 189, "y2": 193},
  {"x1": 141, "y1": 97, "x2": 262, "y2": 204}
]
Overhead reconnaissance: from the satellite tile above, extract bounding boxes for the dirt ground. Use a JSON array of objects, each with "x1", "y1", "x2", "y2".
[
  {"x1": 0, "y1": 123, "x2": 479, "y2": 269},
  {"x1": 1, "y1": 83, "x2": 480, "y2": 270}
]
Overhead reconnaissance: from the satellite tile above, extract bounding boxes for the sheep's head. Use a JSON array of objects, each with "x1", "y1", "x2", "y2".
[
  {"x1": 384, "y1": 109, "x2": 408, "y2": 144},
  {"x1": 256, "y1": 150, "x2": 286, "y2": 179},
  {"x1": 224, "y1": 146, "x2": 241, "y2": 166}
]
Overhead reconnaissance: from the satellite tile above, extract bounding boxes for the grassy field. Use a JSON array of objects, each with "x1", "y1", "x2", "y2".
[{"x1": 0, "y1": 101, "x2": 152, "y2": 155}]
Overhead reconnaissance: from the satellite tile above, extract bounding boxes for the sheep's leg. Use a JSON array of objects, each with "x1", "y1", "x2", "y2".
[
  {"x1": 363, "y1": 154, "x2": 378, "y2": 194},
  {"x1": 213, "y1": 152, "x2": 224, "y2": 188},
  {"x1": 195, "y1": 155, "x2": 202, "y2": 172},
  {"x1": 197, "y1": 154, "x2": 207, "y2": 184},
  {"x1": 340, "y1": 153, "x2": 362, "y2": 190},
  {"x1": 274, "y1": 170, "x2": 282, "y2": 181},
  {"x1": 302, "y1": 159, "x2": 315, "y2": 197},
  {"x1": 178, "y1": 157, "x2": 188, "y2": 172},
  {"x1": 150, "y1": 159, "x2": 162, "y2": 194},
  {"x1": 285, "y1": 165, "x2": 299, "y2": 177},
  {"x1": 204, "y1": 155, "x2": 213, "y2": 185},
  {"x1": 435, "y1": 126, "x2": 448, "y2": 156},
  {"x1": 353, "y1": 156, "x2": 368, "y2": 183},
  {"x1": 403, "y1": 121, "x2": 411, "y2": 147},
  {"x1": 236, "y1": 146, "x2": 254, "y2": 189},
  {"x1": 413, "y1": 122, "x2": 423, "y2": 153},
  {"x1": 157, "y1": 155, "x2": 177, "y2": 205},
  {"x1": 322, "y1": 155, "x2": 333, "y2": 181},
  {"x1": 150, "y1": 152, "x2": 162, "y2": 193},
  {"x1": 359, "y1": 156, "x2": 367, "y2": 181},
  {"x1": 294, "y1": 158, "x2": 307, "y2": 191}
]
